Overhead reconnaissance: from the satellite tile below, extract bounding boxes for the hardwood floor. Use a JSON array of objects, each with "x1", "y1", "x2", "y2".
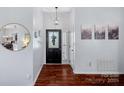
[{"x1": 35, "y1": 64, "x2": 124, "y2": 86}]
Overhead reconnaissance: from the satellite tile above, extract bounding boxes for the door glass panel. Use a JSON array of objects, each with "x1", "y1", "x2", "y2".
[{"x1": 48, "y1": 31, "x2": 59, "y2": 48}]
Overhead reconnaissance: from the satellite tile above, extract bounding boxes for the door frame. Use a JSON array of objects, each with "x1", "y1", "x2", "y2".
[{"x1": 46, "y1": 29, "x2": 62, "y2": 64}]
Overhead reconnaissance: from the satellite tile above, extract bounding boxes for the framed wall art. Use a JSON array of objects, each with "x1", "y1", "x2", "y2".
[
  {"x1": 108, "y1": 25, "x2": 119, "y2": 40},
  {"x1": 94, "y1": 25, "x2": 106, "y2": 40},
  {"x1": 38, "y1": 30, "x2": 41, "y2": 37},
  {"x1": 34, "y1": 31, "x2": 37, "y2": 38},
  {"x1": 81, "y1": 25, "x2": 92, "y2": 39}
]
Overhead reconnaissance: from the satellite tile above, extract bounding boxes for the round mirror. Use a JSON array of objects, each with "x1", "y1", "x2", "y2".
[{"x1": 0, "y1": 23, "x2": 31, "y2": 51}]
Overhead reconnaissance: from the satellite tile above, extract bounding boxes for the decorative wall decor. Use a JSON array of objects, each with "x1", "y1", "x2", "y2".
[
  {"x1": 94, "y1": 25, "x2": 106, "y2": 39},
  {"x1": 81, "y1": 25, "x2": 92, "y2": 39},
  {"x1": 38, "y1": 30, "x2": 41, "y2": 37},
  {"x1": 0, "y1": 23, "x2": 31, "y2": 51},
  {"x1": 34, "y1": 31, "x2": 37, "y2": 38},
  {"x1": 108, "y1": 25, "x2": 119, "y2": 39},
  {"x1": 81, "y1": 24, "x2": 119, "y2": 40}
]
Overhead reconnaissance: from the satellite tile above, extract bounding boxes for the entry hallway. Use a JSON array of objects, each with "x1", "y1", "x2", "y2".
[
  {"x1": 1, "y1": 7, "x2": 124, "y2": 86},
  {"x1": 35, "y1": 64, "x2": 124, "y2": 86}
]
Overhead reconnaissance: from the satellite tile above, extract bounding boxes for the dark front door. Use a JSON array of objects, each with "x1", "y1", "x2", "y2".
[{"x1": 46, "y1": 29, "x2": 61, "y2": 63}]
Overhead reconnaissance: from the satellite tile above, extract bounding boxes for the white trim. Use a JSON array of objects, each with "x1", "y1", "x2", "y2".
[
  {"x1": 118, "y1": 72, "x2": 124, "y2": 74},
  {"x1": 33, "y1": 64, "x2": 43, "y2": 85},
  {"x1": 70, "y1": 62, "x2": 74, "y2": 70},
  {"x1": 45, "y1": 63, "x2": 70, "y2": 65},
  {"x1": 45, "y1": 63, "x2": 62, "y2": 65},
  {"x1": 73, "y1": 71, "x2": 120, "y2": 74}
]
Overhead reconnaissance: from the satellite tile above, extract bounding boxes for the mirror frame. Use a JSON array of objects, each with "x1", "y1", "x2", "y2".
[{"x1": 0, "y1": 23, "x2": 31, "y2": 52}]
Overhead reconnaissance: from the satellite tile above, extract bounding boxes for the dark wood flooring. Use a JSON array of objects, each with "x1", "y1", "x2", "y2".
[{"x1": 35, "y1": 64, "x2": 124, "y2": 86}]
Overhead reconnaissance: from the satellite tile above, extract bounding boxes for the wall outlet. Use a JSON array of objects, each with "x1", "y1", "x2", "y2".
[
  {"x1": 89, "y1": 62, "x2": 92, "y2": 67},
  {"x1": 26, "y1": 74, "x2": 31, "y2": 80}
]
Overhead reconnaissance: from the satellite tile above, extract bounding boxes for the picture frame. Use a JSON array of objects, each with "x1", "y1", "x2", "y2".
[
  {"x1": 38, "y1": 30, "x2": 41, "y2": 37},
  {"x1": 34, "y1": 31, "x2": 37, "y2": 38},
  {"x1": 81, "y1": 25, "x2": 92, "y2": 39},
  {"x1": 94, "y1": 25, "x2": 106, "y2": 40},
  {"x1": 108, "y1": 25, "x2": 119, "y2": 40}
]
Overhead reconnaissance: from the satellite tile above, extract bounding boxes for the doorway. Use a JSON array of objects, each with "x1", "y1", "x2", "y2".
[{"x1": 46, "y1": 29, "x2": 62, "y2": 63}]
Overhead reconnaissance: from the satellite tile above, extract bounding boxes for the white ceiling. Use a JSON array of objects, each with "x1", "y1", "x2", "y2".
[{"x1": 42, "y1": 7, "x2": 72, "y2": 13}]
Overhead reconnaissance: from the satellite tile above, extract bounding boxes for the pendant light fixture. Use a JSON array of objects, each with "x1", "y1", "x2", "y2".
[{"x1": 54, "y1": 7, "x2": 59, "y2": 25}]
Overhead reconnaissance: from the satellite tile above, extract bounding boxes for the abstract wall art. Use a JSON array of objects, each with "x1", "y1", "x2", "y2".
[
  {"x1": 81, "y1": 24, "x2": 119, "y2": 40},
  {"x1": 108, "y1": 25, "x2": 119, "y2": 40},
  {"x1": 81, "y1": 25, "x2": 92, "y2": 39},
  {"x1": 34, "y1": 31, "x2": 37, "y2": 38},
  {"x1": 94, "y1": 25, "x2": 106, "y2": 39}
]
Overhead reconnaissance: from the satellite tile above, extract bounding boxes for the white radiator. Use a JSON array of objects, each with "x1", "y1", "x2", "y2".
[{"x1": 97, "y1": 57, "x2": 117, "y2": 72}]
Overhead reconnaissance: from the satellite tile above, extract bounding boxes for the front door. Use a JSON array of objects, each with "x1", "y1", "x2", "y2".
[{"x1": 46, "y1": 29, "x2": 61, "y2": 63}]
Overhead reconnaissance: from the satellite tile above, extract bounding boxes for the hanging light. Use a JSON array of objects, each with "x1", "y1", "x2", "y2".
[{"x1": 54, "y1": 7, "x2": 59, "y2": 25}]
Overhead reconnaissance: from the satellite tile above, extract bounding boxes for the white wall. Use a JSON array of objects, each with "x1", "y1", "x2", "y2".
[
  {"x1": 74, "y1": 8, "x2": 123, "y2": 74},
  {"x1": 33, "y1": 8, "x2": 44, "y2": 84},
  {"x1": 0, "y1": 8, "x2": 33, "y2": 85},
  {"x1": 43, "y1": 12, "x2": 71, "y2": 64},
  {"x1": 118, "y1": 8, "x2": 124, "y2": 74}
]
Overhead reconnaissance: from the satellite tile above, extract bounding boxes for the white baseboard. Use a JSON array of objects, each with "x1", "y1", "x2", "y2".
[
  {"x1": 33, "y1": 64, "x2": 43, "y2": 85},
  {"x1": 118, "y1": 72, "x2": 124, "y2": 74},
  {"x1": 73, "y1": 71, "x2": 120, "y2": 74}
]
